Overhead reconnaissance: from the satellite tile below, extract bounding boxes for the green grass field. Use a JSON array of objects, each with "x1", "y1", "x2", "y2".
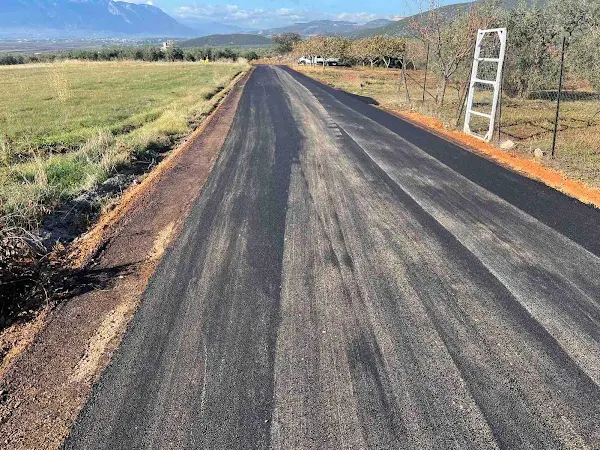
[
  {"x1": 0, "y1": 60, "x2": 248, "y2": 221},
  {"x1": 295, "y1": 65, "x2": 600, "y2": 189}
]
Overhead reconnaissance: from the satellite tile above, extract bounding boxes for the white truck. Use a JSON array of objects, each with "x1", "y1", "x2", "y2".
[{"x1": 297, "y1": 56, "x2": 340, "y2": 66}]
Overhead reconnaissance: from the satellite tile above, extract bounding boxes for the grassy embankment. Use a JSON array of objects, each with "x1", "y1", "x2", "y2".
[
  {"x1": 0, "y1": 60, "x2": 248, "y2": 225},
  {"x1": 294, "y1": 65, "x2": 600, "y2": 189}
]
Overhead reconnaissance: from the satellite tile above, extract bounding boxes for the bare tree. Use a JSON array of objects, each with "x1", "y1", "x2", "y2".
[
  {"x1": 292, "y1": 37, "x2": 324, "y2": 65},
  {"x1": 408, "y1": 0, "x2": 496, "y2": 106},
  {"x1": 293, "y1": 36, "x2": 351, "y2": 67},
  {"x1": 322, "y1": 36, "x2": 351, "y2": 62}
]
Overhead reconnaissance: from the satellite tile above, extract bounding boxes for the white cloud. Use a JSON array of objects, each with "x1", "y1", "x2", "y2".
[
  {"x1": 118, "y1": 0, "x2": 154, "y2": 5},
  {"x1": 173, "y1": 3, "x2": 390, "y2": 29}
]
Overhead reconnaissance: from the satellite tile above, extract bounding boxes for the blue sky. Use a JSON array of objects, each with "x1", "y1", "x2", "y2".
[{"x1": 124, "y1": 0, "x2": 466, "y2": 29}]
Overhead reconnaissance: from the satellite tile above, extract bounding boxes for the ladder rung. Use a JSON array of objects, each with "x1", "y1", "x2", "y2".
[
  {"x1": 473, "y1": 78, "x2": 495, "y2": 85},
  {"x1": 478, "y1": 28, "x2": 507, "y2": 34},
  {"x1": 469, "y1": 111, "x2": 492, "y2": 119},
  {"x1": 477, "y1": 58, "x2": 500, "y2": 62}
]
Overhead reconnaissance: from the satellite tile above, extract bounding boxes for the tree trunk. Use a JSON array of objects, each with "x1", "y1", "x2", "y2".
[
  {"x1": 440, "y1": 77, "x2": 449, "y2": 107},
  {"x1": 401, "y1": 58, "x2": 411, "y2": 106}
]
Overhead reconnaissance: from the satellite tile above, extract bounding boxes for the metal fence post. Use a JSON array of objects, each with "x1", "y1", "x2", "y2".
[
  {"x1": 551, "y1": 35, "x2": 567, "y2": 158},
  {"x1": 497, "y1": 36, "x2": 507, "y2": 142},
  {"x1": 423, "y1": 42, "x2": 430, "y2": 104},
  {"x1": 498, "y1": 81, "x2": 503, "y2": 142}
]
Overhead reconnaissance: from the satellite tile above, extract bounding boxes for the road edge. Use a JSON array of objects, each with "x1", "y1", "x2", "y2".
[{"x1": 69, "y1": 68, "x2": 249, "y2": 270}]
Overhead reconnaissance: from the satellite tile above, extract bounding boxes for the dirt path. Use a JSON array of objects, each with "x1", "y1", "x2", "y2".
[{"x1": 0, "y1": 70, "x2": 251, "y2": 450}]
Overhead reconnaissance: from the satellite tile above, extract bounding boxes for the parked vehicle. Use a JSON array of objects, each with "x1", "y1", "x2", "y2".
[{"x1": 297, "y1": 56, "x2": 340, "y2": 66}]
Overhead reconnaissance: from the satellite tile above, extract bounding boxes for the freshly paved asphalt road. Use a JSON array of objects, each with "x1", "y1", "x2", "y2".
[{"x1": 64, "y1": 66, "x2": 600, "y2": 449}]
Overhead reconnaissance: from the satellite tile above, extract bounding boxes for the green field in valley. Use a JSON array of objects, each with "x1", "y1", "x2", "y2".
[{"x1": 0, "y1": 60, "x2": 248, "y2": 220}]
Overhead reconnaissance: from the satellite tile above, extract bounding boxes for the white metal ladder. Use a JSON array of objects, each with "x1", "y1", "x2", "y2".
[{"x1": 463, "y1": 28, "x2": 507, "y2": 142}]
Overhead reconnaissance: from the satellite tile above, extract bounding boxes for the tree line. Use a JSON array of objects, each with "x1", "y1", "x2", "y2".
[
  {"x1": 0, "y1": 46, "x2": 263, "y2": 66},
  {"x1": 289, "y1": 35, "x2": 406, "y2": 68}
]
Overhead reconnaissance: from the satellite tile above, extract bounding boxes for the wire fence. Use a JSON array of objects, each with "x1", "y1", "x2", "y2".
[{"x1": 400, "y1": 36, "x2": 600, "y2": 175}]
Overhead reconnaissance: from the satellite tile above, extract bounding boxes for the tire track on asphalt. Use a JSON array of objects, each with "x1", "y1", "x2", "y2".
[{"x1": 272, "y1": 66, "x2": 600, "y2": 448}]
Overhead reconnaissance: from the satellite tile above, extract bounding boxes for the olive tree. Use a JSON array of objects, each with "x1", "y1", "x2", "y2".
[
  {"x1": 353, "y1": 37, "x2": 381, "y2": 67},
  {"x1": 322, "y1": 36, "x2": 351, "y2": 62},
  {"x1": 272, "y1": 32, "x2": 302, "y2": 54},
  {"x1": 498, "y1": 0, "x2": 600, "y2": 97},
  {"x1": 557, "y1": 0, "x2": 600, "y2": 92}
]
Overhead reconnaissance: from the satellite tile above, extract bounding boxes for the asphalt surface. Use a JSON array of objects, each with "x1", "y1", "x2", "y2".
[{"x1": 64, "y1": 66, "x2": 600, "y2": 449}]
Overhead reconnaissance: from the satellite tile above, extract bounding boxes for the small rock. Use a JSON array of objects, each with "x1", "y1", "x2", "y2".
[
  {"x1": 98, "y1": 174, "x2": 130, "y2": 195},
  {"x1": 533, "y1": 148, "x2": 546, "y2": 159},
  {"x1": 500, "y1": 140, "x2": 515, "y2": 150}
]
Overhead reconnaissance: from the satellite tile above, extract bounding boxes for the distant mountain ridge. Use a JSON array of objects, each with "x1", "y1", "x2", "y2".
[
  {"x1": 255, "y1": 19, "x2": 394, "y2": 37},
  {"x1": 0, "y1": 0, "x2": 541, "y2": 41},
  {"x1": 0, "y1": 0, "x2": 194, "y2": 38},
  {"x1": 180, "y1": 34, "x2": 272, "y2": 48},
  {"x1": 348, "y1": 2, "x2": 473, "y2": 38},
  {"x1": 348, "y1": 0, "x2": 542, "y2": 38}
]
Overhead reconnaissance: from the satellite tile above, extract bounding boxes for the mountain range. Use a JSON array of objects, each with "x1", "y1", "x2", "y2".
[
  {"x1": 0, "y1": 0, "x2": 195, "y2": 38},
  {"x1": 255, "y1": 19, "x2": 395, "y2": 37},
  {"x1": 348, "y1": 2, "x2": 473, "y2": 38},
  {"x1": 0, "y1": 2, "x2": 398, "y2": 40},
  {"x1": 349, "y1": 0, "x2": 538, "y2": 38}
]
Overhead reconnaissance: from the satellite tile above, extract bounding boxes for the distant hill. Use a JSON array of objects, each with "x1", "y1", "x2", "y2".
[
  {"x1": 0, "y1": 0, "x2": 193, "y2": 38},
  {"x1": 180, "y1": 34, "x2": 272, "y2": 48},
  {"x1": 349, "y1": 0, "x2": 543, "y2": 38},
  {"x1": 256, "y1": 19, "x2": 394, "y2": 37},
  {"x1": 349, "y1": 2, "x2": 473, "y2": 38},
  {"x1": 360, "y1": 19, "x2": 397, "y2": 30},
  {"x1": 258, "y1": 20, "x2": 360, "y2": 37}
]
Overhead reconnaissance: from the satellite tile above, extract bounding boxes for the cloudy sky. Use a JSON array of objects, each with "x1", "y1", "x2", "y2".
[{"x1": 124, "y1": 0, "x2": 464, "y2": 29}]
